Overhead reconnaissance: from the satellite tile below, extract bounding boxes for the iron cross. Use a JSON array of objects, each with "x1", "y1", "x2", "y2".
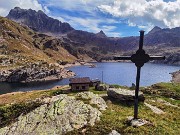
[{"x1": 114, "y1": 30, "x2": 165, "y2": 119}]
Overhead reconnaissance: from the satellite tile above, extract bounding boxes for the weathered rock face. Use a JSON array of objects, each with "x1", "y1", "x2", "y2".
[
  {"x1": 0, "y1": 63, "x2": 75, "y2": 83},
  {"x1": 144, "y1": 102, "x2": 165, "y2": 114},
  {"x1": 76, "y1": 92, "x2": 107, "y2": 111},
  {"x1": 127, "y1": 116, "x2": 151, "y2": 127},
  {"x1": 7, "y1": 7, "x2": 74, "y2": 34},
  {"x1": 95, "y1": 84, "x2": 109, "y2": 91},
  {"x1": 107, "y1": 88, "x2": 145, "y2": 102},
  {"x1": 0, "y1": 94, "x2": 102, "y2": 135},
  {"x1": 0, "y1": 70, "x2": 11, "y2": 81},
  {"x1": 171, "y1": 70, "x2": 180, "y2": 83},
  {"x1": 108, "y1": 130, "x2": 121, "y2": 135},
  {"x1": 7, "y1": 67, "x2": 60, "y2": 82}
]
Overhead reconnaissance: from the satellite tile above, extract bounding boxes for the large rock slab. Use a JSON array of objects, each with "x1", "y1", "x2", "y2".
[
  {"x1": 0, "y1": 94, "x2": 101, "y2": 135},
  {"x1": 144, "y1": 102, "x2": 165, "y2": 114},
  {"x1": 108, "y1": 130, "x2": 121, "y2": 135},
  {"x1": 76, "y1": 92, "x2": 107, "y2": 111},
  {"x1": 127, "y1": 116, "x2": 151, "y2": 127},
  {"x1": 107, "y1": 88, "x2": 145, "y2": 102},
  {"x1": 95, "y1": 84, "x2": 109, "y2": 91}
]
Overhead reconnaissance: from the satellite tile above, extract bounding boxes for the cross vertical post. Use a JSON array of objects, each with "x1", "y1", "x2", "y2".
[
  {"x1": 133, "y1": 30, "x2": 145, "y2": 119},
  {"x1": 134, "y1": 66, "x2": 141, "y2": 119},
  {"x1": 114, "y1": 30, "x2": 165, "y2": 120}
]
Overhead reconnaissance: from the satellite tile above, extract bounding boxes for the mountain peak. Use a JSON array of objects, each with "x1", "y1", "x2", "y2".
[
  {"x1": 96, "y1": 30, "x2": 106, "y2": 37},
  {"x1": 7, "y1": 7, "x2": 74, "y2": 34},
  {"x1": 38, "y1": 10, "x2": 45, "y2": 14},
  {"x1": 148, "y1": 26, "x2": 162, "y2": 34},
  {"x1": 14, "y1": 7, "x2": 21, "y2": 10}
]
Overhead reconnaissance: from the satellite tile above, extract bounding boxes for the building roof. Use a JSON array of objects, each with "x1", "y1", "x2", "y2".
[{"x1": 69, "y1": 77, "x2": 91, "y2": 84}]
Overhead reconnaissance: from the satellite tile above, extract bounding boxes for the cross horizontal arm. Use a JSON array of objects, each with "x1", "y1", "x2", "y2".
[
  {"x1": 114, "y1": 56, "x2": 131, "y2": 60},
  {"x1": 149, "y1": 56, "x2": 165, "y2": 61}
]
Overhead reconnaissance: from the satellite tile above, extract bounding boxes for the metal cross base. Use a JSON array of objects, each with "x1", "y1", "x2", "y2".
[{"x1": 114, "y1": 31, "x2": 165, "y2": 119}]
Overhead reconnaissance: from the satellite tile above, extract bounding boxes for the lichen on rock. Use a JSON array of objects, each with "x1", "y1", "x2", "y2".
[
  {"x1": 76, "y1": 91, "x2": 107, "y2": 111},
  {"x1": 0, "y1": 94, "x2": 102, "y2": 135},
  {"x1": 107, "y1": 88, "x2": 145, "y2": 102}
]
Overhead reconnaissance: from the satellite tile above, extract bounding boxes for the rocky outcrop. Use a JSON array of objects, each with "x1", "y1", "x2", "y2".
[
  {"x1": 164, "y1": 53, "x2": 180, "y2": 66},
  {"x1": 76, "y1": 92, "x2": 107, "y2": 111},
  {"x1": 107, "y1": 88, "x2": 145, "y2": 102},
  {"x1": 127, "y1": 116, "x2": 151, "y2": 127},
  {"x1": 144, "y1": 102, "x2": 165, "y2": 114},
  {"x1": 171, "y1": 70, "x2": 180, "y2": 83},
  {"x1": 152, "y1": 52, "x2": 180, "y2": 66},
  {"x1": 95, "y1": 84, "x2": 109, "y2": 91},
  {"x1": 0, "y1": 63, "x2": 75, "y2": 83},
  {"x1": 0, "y1": 94, "x2": 102, "y2": 135},
  {"x1": 0, "y1": 70, "x2": 11, "y2": 81},
  {"x1": 108, "y1": 130, "x2": 121, "y2": 135}
]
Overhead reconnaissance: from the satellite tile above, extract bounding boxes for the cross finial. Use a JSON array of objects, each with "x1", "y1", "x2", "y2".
[{"x1": 139, "y1": 30, "x2": 145, "y2": 50}]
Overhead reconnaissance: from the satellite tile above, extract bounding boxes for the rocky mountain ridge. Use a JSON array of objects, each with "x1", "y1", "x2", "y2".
[
  {"x1": 7, "y1": 7, "x2": 74, "y2": 35},
  {"x1": 2, "y1": 7, "x2": 180, "y2": 65}
]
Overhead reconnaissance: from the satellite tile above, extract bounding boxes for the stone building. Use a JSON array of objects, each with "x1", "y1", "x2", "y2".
[{"x1": 69, "y1": 77, "x2": 91, "y2": 91}]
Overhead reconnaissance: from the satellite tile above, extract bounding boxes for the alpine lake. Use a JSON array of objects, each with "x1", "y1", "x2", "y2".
[{"x1": 0, "y1": 62, "x2": 179, "y2": 95}]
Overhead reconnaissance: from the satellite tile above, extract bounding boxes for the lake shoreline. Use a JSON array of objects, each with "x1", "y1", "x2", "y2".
[
  {"x1": 0, "y1": 61, "x2": 178, "y2": 83},
  {"x1": 0, "y1": 62, "x2": 179, "y2": 95}
]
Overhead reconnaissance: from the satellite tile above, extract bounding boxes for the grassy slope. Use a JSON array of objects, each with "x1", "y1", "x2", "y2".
[
  {"x1": 0, "y1": 83, "x2": 179, "y2": 134},
  {"x1": 0, "y1": 17, "x2": 76, "y2": 70},
  {"x1": 68, "y1": 83, "x2": 180, "y2": 135}
]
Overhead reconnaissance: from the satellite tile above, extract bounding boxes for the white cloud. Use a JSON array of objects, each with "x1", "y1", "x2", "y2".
[
  {"x1": 0, "y1": 0, "x2": 43, "y2": 16},
  {"x1": 42, "y1": 0, "x2": 112, "y2": 14},
  {"x1": 42, "y1": 0, "x2": 122, "y2": 36},
  {"x1": 98, "y1": 0, "x2": 180, "y2": 30},
  {"x1": 52, "y1": 14, "x2": 120, "y2": 37}
]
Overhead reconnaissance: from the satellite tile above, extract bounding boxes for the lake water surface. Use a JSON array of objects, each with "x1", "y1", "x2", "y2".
[{"x1": 0, "y1": 62, "x2": 179, "y2": 95}]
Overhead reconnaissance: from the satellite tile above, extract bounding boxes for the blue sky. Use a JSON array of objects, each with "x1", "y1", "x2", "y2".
[{"x1": 0, "y1": 0, "x2": 179, "y2": 37}]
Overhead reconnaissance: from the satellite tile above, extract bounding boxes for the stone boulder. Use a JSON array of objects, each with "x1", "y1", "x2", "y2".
[
  {"x1": 0, "y1": 70, "x2": 11, "y2": 81},
  {"x1": 127, "y1": 116, "x2": 151, "y2": 127},
  {"x1": 107, "y1": 88, "x2": 145, "y2": 102},
  {"x1": 171, "y1": 70, "x2": 180, "y2": 83},
  {"x1": 108, "y1": 130, "x2": 121, "y2": 135},
  {"x1": 76, "y1": 92, "x2": 107, "y2": 111},
  {"x1": 95, "y1": 84, "x2": 109, "y2": 91},
  {"x1": 76, "y1": 91, "x2": 95, "y2": 99},
  {"x1": 0, "y1": 94, "x2": 101, "y2": 135}
]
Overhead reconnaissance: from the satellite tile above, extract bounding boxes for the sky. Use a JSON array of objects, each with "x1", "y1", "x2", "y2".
[{"x1": 0, "y1": 0, "x2": 179, "y2": 37}]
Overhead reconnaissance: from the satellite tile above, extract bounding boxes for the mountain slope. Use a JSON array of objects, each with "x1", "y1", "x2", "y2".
[
  {"x1": 7, "y1": 7, "x2": 74, "y2": 35},
  {"x1": 145, "y1": 27, "x2": 180, "y2": 47},
  {"x1": 5, "y1": 7, "x2": 180, "y2": 65},
  {"x1": 0, "y1": 16, "x2": 76, "y2": 70}
]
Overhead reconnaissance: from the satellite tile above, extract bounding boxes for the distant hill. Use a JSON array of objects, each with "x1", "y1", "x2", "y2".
[
  {"x1": 5, "y1": 7, "x2": 180, "y2": 65},
  {"x1": 145, "y1": 26, "x2": 180, "y2": 47}
]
